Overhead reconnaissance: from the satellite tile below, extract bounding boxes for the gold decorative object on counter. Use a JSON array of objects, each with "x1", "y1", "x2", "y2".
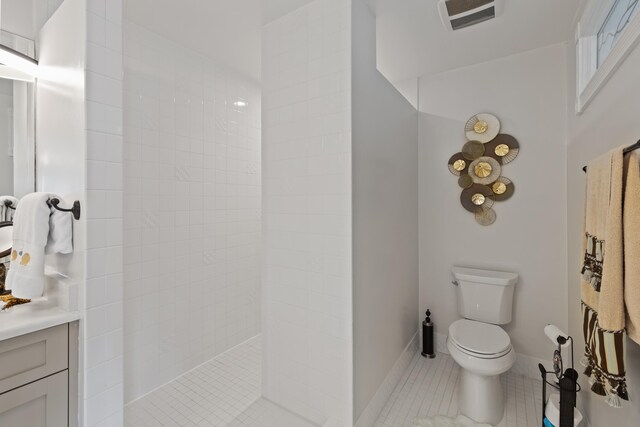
[
  {"x1": 448, "y1": 113, "x2": 520, "y2": 225},
  {"x1": 0, "y1": 294, "x2": 31, "y2": 310}
]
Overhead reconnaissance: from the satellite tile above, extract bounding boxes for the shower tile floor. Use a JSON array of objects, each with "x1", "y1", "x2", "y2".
[
  {"x1": 124, "y1": 336, "x2": 315, "y2": 426},
  {"x1": 126, "y1": 336, "x2": 543, "y2": 427},
  {"x1": 374, "y1": 351, "x2": 544, "y2": 427}
]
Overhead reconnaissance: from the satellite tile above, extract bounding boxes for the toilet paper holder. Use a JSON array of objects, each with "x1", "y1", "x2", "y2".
[{"x1": 538, "y1": 332, "x2": 582, "y2": 427}]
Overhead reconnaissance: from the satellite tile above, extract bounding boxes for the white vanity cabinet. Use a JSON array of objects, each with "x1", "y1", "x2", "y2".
[{"x1": 0, "y1": 322, "x2": 78, "y2": 427}]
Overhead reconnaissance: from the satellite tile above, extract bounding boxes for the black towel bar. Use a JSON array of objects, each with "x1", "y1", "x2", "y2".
[
  {"x1": 582, "y1": 140, "x2": 640, "y2": 172},
  {"x1": 48, "y1": 199, "x2": 81, "y2": 220}
]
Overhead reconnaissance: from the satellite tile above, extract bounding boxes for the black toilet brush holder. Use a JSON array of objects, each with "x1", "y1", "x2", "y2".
[{"x1": 422, "y1": 309, "x2": 436, "y2": 358}]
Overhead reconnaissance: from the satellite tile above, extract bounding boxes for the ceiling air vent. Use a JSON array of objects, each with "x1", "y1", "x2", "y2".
[{"x1": 437, "y1": 0, "x2": 505, "y2": 31}]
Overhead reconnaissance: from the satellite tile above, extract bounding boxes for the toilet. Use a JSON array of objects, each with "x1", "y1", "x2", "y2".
[{"x1": 447, "y1": 266, "x2": 518, "y2": 425}]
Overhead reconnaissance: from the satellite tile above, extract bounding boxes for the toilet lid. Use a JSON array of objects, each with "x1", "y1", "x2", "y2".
[{"x1": 449, "y1": 319, "x2": 511, "y2": 355}]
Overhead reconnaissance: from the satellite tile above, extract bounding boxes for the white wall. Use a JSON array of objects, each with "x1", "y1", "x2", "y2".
[
  {"x1": 36, "y1": 0, "x2": 86, "y2": 288},
  {"x1": 1, "y1": 0, "x2": 36, "y2": 39},
  {"x1": 261, "y1": 0, "x2": 353, "y2": 424},
  {"x1": 418, "y1": 44, "x2": 569, "y2": 364},
  {"x1": 566, "y1": 33, "x2": 640, "y2": 426},
  {"x1": 122, "y1": 20, "x2": 262, "y2": 403},
  {"x1": 38, "y1": 0, "x2": 126, "y2": 425},
  {"x1": 1, "y1": 0, "x2": 64, "y2": 41},
  {"x1": 36, "y1": 0, "x2": 88, "y2": 424},
  {"x1": 352, "y1": 0, "x2": 418, "y2": 423}
]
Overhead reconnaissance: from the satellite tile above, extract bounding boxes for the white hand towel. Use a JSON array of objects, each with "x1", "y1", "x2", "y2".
[
  {"x1": 0, "y1": 196, "x2": 18, "y2": 222},
  {"x1": 45, "y1": 202, "x2": 73, "y2": 255},
  {"x1": 6, "y1": 193, "x2": 74, "y2": 299}
]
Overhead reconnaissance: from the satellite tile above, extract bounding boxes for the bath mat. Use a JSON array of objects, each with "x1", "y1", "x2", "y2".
[{"x1": 413, "y1": 415, "x2": 493, "y2": 427}]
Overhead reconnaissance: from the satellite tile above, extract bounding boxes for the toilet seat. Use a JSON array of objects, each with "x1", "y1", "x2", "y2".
[{"x1": 448, "y1": 319, "x2": 511, "y2": 359}]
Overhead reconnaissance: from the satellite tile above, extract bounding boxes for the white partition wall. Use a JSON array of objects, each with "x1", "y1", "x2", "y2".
[
  {"x1": 352, "y1": 0, "x2": 419, "y2": 424},
  {"x1": 261, "y1": 0, "x2": 353, "y2": 424},
  {"x1": 37, "y1": 0, "x2": 126, "y2": 424}
]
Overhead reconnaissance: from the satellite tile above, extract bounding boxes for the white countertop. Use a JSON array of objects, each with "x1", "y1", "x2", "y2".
[
  {"x1": 0, "y1": 271, "x2": 81, "y2": 341},
  {"x1": 0, "y1": 297, "x2": 80, "y2": 341}
]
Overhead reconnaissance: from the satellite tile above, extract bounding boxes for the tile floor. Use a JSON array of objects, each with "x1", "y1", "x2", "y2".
[
  {"x1": 374, "y1": 351, "x2": 544, "y2": 427},
  {"x1": 126, "y1": 335, "x2": 543, "y2": 427},
  {"x1": 226, "y1": 398, "x2": 317, "y2": 427},
  {"x1": 124, "y1": 336, "x2": 314, "y2": 426}
]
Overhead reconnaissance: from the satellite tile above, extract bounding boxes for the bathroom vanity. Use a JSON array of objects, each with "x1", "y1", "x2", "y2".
[{"x1": 0, "y1": 299, "x2": 79, "y2": 427}]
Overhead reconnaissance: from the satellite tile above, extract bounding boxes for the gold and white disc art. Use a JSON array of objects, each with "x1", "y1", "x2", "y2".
[{"x1": 448, "y1": 113, "x2": 520, "y2": 226}]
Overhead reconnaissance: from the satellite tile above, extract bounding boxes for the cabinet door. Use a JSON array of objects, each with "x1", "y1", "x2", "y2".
[
  {"x1": 0, "y1": 324, "x2": 68, "y2": 394},
  {"x1": 0, "y1": 370, "x2": 68, "y2": 427}
]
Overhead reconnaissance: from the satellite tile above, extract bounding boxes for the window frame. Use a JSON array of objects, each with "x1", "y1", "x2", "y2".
[{"x1": 575, "y1": 0, "x2": 640, "y2": 113}]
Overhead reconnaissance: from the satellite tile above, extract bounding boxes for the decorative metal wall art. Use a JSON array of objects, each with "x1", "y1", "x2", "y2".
[{"x1": 447, "y1": 113, "x2": 519, "y2": 226}]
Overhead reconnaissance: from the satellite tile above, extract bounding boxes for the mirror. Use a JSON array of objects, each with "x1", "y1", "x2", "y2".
[
  {"x1": 0, "y1": 75, "x2": 34, "y2": 217},
  {"x1": 0, "y1": 78, "x2": 15, "y2": 196},
  {"x1": 0, "y1": 222, "x2": 11, "y2": 258},
  {"x1": 0, "y1": 1, "x2": 47, "y2": 218}
]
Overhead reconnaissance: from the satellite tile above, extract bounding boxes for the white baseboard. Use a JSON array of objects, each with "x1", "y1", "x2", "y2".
[
  {"x1": 436, "y1": 332, "x2": 449, "y2": 355},
  {"x1": 354, "y1": 330, "x2": 419, "y2": 427},
  {"x1": 436, "y1": 333, "x2": 549, "y2": 381},
  {"x1": 511, "y1": 353, "x2": 549, "y2": 381}
]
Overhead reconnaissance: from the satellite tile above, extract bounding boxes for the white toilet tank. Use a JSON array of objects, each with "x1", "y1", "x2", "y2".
[{"x1": 452, "y1": 267, "x2": 518, "y2": 325}]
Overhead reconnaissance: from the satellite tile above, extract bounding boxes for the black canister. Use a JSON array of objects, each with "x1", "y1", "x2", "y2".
[{"x1": 422, "y1": 309, "x2": 436, "y2": 358}]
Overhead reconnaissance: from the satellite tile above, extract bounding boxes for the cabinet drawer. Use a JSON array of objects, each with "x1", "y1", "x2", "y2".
[
  {"x1": 0, "y1": 370, "x2": 68, "y2": 427},
  {"x1": 0, "y1": 325, "x2": 68, "y2": 394}
]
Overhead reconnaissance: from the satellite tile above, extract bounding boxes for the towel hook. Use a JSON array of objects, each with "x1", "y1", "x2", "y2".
[{"x1": 48, "y1": 199, "x2": 81, "y2": 220}]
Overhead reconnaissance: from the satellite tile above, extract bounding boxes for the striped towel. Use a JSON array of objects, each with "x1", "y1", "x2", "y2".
[{"x1": 580, "y1": 147, "x2": 628, "y2": 408}]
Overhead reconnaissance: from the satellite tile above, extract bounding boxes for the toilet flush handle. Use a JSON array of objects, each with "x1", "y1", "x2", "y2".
[{"x1": 451, "y1": 280, "x2": 459, "y2": 286}]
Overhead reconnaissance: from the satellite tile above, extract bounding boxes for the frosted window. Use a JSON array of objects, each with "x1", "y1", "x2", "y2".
[{"x1": 597, "y1": 0, "x2": 640, "y2": 67}]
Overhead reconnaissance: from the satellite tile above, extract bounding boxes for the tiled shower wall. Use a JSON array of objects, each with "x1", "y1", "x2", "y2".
[
  {"x1": 262, "y1": 0, "x2": 353, "y2": 425},
  {"x1": 123, "y1": 23, "x2": 261, "y2": 403},
  {"x1": 84, "y1": 0, "x2": 125, "y2": 424}
]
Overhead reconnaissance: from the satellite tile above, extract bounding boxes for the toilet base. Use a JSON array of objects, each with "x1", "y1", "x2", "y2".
[{"x1": 458, "y1": 369, "x2": 504, "y2": 425}]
